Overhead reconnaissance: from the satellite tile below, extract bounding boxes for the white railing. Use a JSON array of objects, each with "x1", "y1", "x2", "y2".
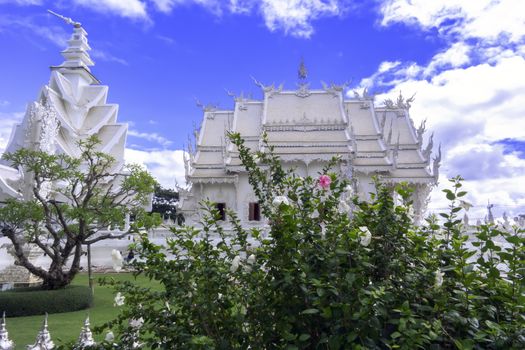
[{"x1": 0, "y1": 312, "x2": 133, "y2": 350}]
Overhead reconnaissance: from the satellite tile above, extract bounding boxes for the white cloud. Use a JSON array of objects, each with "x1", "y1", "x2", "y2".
[
  {"x1": 72, "y1": 0, "x2": 149, "y2": 20},
  {"x1": 0, "y1": 15, "x2": 69, "y2": 47},
  {"x1": 90, "y1": 49, "x2": 129, "y2": 66},
  {"x1": 146, "y1": 0, "x2": 349, "y2": 38},
  {"x1": 423, "y1": 41, "x2": 470, "y2": 75},
  {"x1": 0, "y1": 0, "x2": 43, "y2": 5},
  {"x1": 380, "y1": 0, "x2": 525, "y2": 43},
  {"x1": 259, "y1": 0, "x2": 345, "y2": 38},
  {"x1": 0, "y1": 111, "x2": 23, "y2": 154},
  {"x1": 128, "y1": 129, "x2": 173, "y2": 147},
  {"x1": 150, "y1": 0, "x2": 223, "y2": 15},
  {"x1": 0, "y1": 100, "x2": 10, "y2": 108},
  {"x1": 125, "y1": 148, "x2": 186, "y2": 189},
  {"x1": 360, "y1": 49, "x2": 525, "y2": 219},
  {"x1": 359, "y1": 0, "x2": 525, "y2": 219}
]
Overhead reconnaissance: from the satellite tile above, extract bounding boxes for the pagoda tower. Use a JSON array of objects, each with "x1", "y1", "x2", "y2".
[{"x1": 0, "y1": 15, "x2": 128, "y2": 201}]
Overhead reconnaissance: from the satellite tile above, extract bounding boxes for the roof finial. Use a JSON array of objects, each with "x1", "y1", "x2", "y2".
[
  {"x1": 47, "y1": 10, "x2": 82, "y2": 28},
  {"x1": 487, "y1": 200, "x2": 495, "y2": 224},
  {"x1": 0, "y1": 311, "x2": 15, "y2": 350},
  {"x1": 298, "y1": 58, "x2": 308, "y2": 81}
]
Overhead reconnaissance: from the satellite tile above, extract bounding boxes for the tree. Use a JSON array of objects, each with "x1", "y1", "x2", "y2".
[
  {"x1": 0, "y1": 136, "x2": 158, "y2": 289},
  {"x1": 98, "y1": 133, "x2": 525, "y2": 349},
  {"x1": 151, "y1": 185, "x2": 183, "y2": 225}
]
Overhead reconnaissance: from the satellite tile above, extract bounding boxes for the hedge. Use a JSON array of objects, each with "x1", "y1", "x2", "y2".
[{"x1": 0, "y1": 285, "x2": 93, "y2": 317}]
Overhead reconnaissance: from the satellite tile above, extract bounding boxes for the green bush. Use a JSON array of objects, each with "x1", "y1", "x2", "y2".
[
  {"x1": 0, "y1": 285, "x2": 93, "y2": 317},
  {"x1": 99, "y1": 133, "x2": 525, "y2": 349}
]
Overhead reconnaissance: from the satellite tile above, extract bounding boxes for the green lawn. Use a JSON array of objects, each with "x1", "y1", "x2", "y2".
[{"x1": 4, "y1": 272, "x2": 158, "y2": 348}]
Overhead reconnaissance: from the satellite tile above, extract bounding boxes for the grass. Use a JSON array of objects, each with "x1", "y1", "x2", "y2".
[{"x1": 4, "y1": 272, "x2": 158, "y2": 347}]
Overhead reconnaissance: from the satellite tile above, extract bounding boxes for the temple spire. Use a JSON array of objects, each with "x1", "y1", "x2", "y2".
[
  {"x1": 48, "y1": 10, "x2": 94, "y2": 72},
  {"x1": 298, "y1": 58, "x2": 308, "y2": 82}
]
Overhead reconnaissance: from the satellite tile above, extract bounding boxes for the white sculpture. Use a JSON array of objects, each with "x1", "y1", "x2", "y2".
[
  {"x1": 75, "y1": 316, "x2": 96, "y2": 348},
  {"x1": 27, "y1": 314, "x2": 54, "y2": 350},
  {"x1": 0, "y1": 312, "x2": 14, "y2": 350},
  {"x1": 0, "y1": 13, "x2": 128, "y2": 203}
]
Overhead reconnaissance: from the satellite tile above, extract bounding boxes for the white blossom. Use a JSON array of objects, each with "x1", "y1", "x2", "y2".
[
  {"x1": 230, "y1": 255, "x2": 241, "y2": 273},
  {"x1": 435, "y1": 270, "x2": 444, "y2": 288},
  {"x1": 345, "y1": 185, "x2": 354, "y2": 198},
  {"x1": 320, "y1": 223, "x2": 326, "y2": 238},
  {"x1": 338, "y1": 200, "x2": 351, "y2": 214},
  {"x1": 105, "y1": 331, "x2": 115, "y2": 342},
  {"x1": 272, "y1": 196, "x2": 290, "y2": 207},
  {"x1": 359, "y1": 226, "x2": 372, "y2": 247},
  {"x1": 129, "y1": 317, "x2": 144, "y2": 329},
  {"x1": 407, "y1": 206, "x2": 415, "y2": 220},
  {"x1": 114, "y1": 292, "x2": 125, "y2": 307},
  {"x1": 247, "y1": 254, "x2": 256, "y2": 265},
  {"x1": 111, "y1": 249, "x2": 123, "y2": 272}
]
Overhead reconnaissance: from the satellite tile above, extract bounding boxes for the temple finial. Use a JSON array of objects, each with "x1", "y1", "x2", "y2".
[
  {"x1": 27, "y1": 313, "x2": 55, "y2": 350},
  {"x1": 47, "y1": 10, "x2": 82, "y2": 28},
  {"x1": 48, "y1": 10, "x2": 94, "y2": 73},
  {"x1": 298, "y1": 58, "x2": 308, "y2": 81},
  {"x1": 76, "y1": 315, "x2": 96, "y2": 348},
  {"x1": 487, "y1": 201, "x2": 495, "y2": 224},
  {"x1": 0, "y1": 312, "x2": 15, "y2": 350}
]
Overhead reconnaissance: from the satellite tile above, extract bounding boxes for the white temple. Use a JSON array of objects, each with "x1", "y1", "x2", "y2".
[
  {"x1": 0, "y1": 17, "x2": 127, "y2": 202},
  {"x1": 0, "y1": 17, "x2": 133, "y2": 283},
  {"x1": 180, "y1": 67, "x2": 440, "y2": 226}
]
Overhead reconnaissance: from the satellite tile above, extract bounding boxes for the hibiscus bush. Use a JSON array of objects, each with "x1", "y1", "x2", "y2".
[{"x1": 96, "y1": 133, "x2": 525, "y2": 349}]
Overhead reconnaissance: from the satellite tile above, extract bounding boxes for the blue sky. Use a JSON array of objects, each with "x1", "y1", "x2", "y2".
[{"x1": 0, "y1": 0, "x2": 524, "y2": 223}]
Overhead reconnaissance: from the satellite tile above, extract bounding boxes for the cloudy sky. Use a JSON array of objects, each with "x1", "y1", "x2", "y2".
[{"x1": 0, "y1": 0, "x2": 524, "y2": 222}]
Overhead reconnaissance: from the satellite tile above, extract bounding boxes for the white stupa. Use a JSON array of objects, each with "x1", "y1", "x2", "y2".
[{"x1": 0, "y1": 13, "x2": 127, "y2": 201}]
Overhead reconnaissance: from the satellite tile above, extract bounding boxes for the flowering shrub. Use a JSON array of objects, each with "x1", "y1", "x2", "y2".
[{"x1": 97, "y1": 133, "x2": 525, "y2": 349}]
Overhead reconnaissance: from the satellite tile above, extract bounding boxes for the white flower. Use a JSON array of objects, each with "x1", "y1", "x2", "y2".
[
  {"x1": 111, "y1": 249, "x2": 123, "y2": 272},
  {"x1": 320, "y1": 223, "x2": 326, "y2": 238},
  {"x1": 407, "y1": 206, "x2": 415, "y2": 220},
  {"x1": 230, "y1": 255, "x2": 241, "y2": 273},
  {"x1": 114, "y1": 292, "x2": 125, "y2": 307},
  {"x1": 311, "y1": 209, "x2": 319, "y2": 218},
  {"x1": 338, "y1": 200, "x2": 351, "y2": 214},
  {"x1": 247, "y1": 254, "x2": 256, "y2": 265},
  {"x1": 105, "y1": 331, "x2": 115, "y2": 342},
  {"x1": 272, "y1": 196, "x2": 290, "y2": 207},
  {"x1": 345, "y1": 185, "x2": 354, "y2": 198},
  {"x1": 459, "y1": 200, "x2": 473, "y2": 211},
  {"x1": 165, "y1": 301, "x2": 171, "y2": 311},
  {"x1": 243, "y1": 264, "x2": 253, "y2": 273},
  {"x1": 359, "y1": 226, "x2": 372, "y2": 247},
  {"x1": 129, "y1": 317, "x2": 144, "y2": 329},
  {"x1": 435, "y1": 270, "x2": 444, "y2": 288}
]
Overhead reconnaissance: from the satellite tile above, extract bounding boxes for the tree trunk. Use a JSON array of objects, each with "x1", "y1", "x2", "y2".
[{"x1": 41, "y1": 269, "x2": 73, "y2": 289}]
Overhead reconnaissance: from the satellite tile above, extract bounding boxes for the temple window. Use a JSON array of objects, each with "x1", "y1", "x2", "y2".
[
  {"x1": 215, "y1": 203, "x2": 226, "y2": 221},
  {"x1": 249, "y1": 202, "x2": 261, "y2": 221}
]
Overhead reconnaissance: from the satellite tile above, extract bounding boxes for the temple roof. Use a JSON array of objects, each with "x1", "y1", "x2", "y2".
[{"x1": 185, "y1": 83, "x2": 436, "y2": 185}]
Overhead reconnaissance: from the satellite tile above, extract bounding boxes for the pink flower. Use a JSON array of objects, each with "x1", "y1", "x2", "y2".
[{"x1": 318, "y1": 175, "x2": 331, "y2": 189}]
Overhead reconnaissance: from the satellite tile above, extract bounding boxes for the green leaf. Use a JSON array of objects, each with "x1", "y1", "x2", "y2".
[
  {"x1": 301, "y1": 308, "x2": 319, "y2": 314},
  {"x1": 299, "y1": 334, "x2": 311, "y2": 341}
]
